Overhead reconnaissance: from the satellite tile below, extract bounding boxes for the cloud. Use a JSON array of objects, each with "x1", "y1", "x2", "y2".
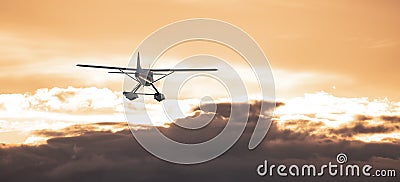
[
  {"x1": 0, "y1": 87, "x2": 123, "y2": 115},
  {"x1": 381, "y1": 116, "x2": 400, "y2": 123},
  {"x1": 328, "y1": 120, "x2": 399, "y2": 137},
  {"x1": 0, "y1": 87, "x2": 126, "y2": 143},
  {"x1": 274, "y1": 92, "x2": 400, "y2": 142},
  {"x1": 1, "y1": 87, "x2": 400, "y2": 145},
  {"x1": 0, "y1": 100, "x2": 399, "y2": 182}
]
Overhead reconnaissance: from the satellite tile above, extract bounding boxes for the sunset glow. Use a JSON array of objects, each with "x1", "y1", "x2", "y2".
[{"x1": 0, "y1": 1, "x2": 399, "y2": 181}]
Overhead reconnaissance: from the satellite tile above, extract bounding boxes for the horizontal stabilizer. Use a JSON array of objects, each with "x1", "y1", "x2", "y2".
[{"x1": 108, "y1": 71, "x2": 136, "y2": 74}]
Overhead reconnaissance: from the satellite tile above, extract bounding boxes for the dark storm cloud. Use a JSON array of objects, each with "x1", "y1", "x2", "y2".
[
  {"x1": 265, "y1": 119, "x2": 322, "y2": 141},
  {"x1": 33, "y1": 122, "x2": 128, "y2": 138},
  {"x1": 328, "y1": 121, "x2": 398, "y2": 137},
  {"x1": 193, "y1": 101, "x2": 284, "y2": 118},
  {"x1": 0, "y1": 102, "x2": 399, "y2": 182},
  {"x1": 381, "y1": 115, "x2": 400, "y2": 123},
  {"x1": 327, "y1": 115, "x2": 400, "y2": 137}
]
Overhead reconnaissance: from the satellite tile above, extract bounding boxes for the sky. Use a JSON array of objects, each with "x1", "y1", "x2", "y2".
[
  {"x1": 0, "y1": 0, "x2": 399, "y2": 99},
  {"x1": 0, "y1": 0, "x2": 399, "y2": 181}
]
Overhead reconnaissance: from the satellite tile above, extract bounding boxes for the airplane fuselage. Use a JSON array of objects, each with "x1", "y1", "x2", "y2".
[{"x1": 135, "y1": 69, "x2": 154, "y2": 86}]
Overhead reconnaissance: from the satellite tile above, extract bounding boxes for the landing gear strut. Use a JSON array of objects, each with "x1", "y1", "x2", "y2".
[
  {"x1": 123, "y1": 83, "x2": 141, "y2": 100},
  {"x1": 150, "y1": 83, "x2": 165, "y2": 102}
]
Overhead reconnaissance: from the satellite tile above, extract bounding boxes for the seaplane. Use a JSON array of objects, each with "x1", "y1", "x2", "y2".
[{"x1": 76, "y1": 53, "x2": 218, "y2": 102}]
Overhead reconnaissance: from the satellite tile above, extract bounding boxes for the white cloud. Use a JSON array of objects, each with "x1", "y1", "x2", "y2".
[
  {"x1": 1, "y1": 86, "x2": 399, "y2": 144},
  {"x1": 0, "y1": 86, "x2": 199, "y2": 143},
  {"x1": 0, "y1": 87, "x2": 126, "y2": 142},
  {"x1": 275, "y1": 92, "x2": 400, "y2": 142}
]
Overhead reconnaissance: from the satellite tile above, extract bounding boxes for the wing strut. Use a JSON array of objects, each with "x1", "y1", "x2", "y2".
[
  {"x1": 152, "y1": 71, "x2": 174, "y2": 83},
  {"x1": 119, "y1": 69, "x2": 139, "y2": 82}
]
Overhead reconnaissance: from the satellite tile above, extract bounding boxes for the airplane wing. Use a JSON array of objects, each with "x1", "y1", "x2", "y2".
[
  {"x1": 77, "y1": 64, "x2": 217, "y2": 72},
  {"x1": 149, "y1": 68, "x2": 218, "y2": 72},
  {"x1": 76, "y1": 64, "x2": 138, "y2": 71}
]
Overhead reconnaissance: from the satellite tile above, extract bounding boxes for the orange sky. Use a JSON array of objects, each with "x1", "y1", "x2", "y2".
[
  {"x1": 0, "y1": 3, "x2": 399, "y2": 180},
  {"x1": 0, "y1": 0, "x2": 399, "y2": 100},
  {"x1": 0, "y1": 0, "x2": 399, "y2": 146}
]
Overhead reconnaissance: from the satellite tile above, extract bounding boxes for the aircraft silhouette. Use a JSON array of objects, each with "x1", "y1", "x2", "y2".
[{"x1": 77, "y1": 53, "x2": 218, "y2": 101}]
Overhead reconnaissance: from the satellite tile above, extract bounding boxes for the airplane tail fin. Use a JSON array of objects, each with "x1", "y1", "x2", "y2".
[{"x1": 137, "y1": 52, "x2": 142, "y2": 70}]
